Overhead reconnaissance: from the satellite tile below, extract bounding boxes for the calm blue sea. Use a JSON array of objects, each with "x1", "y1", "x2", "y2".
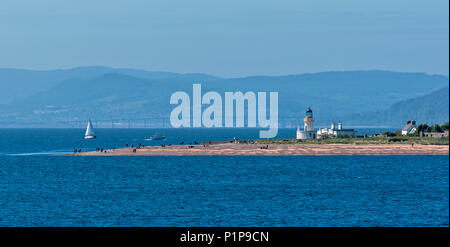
[{"x1": 0, "y1": 128, "x2": 448, "y2": 226}]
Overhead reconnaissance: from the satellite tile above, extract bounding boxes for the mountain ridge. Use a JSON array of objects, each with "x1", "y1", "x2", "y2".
[
  {"x1": 342, "y1": 87, "x2": 449, "y2": 126},
  {"x1": 0, "y1": 66, "x2": 221, "y2": 104},
  {"x1": 0, "y1": 68, "x2": 448, "y2": 128}
]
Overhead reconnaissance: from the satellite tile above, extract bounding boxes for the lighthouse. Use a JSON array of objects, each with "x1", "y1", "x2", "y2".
[
  {"x1": 296, "y1": 107, "x2": 355, "y2": 139},
  {"x1": 296, "y1": 107, "x2": 317, "y2": 139},
  {"x1": 304, "y1": 107, "x2": 314, "y2": 131}
]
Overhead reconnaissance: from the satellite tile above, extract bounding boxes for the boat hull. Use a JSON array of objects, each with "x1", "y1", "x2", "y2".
[
  {"x1": 85, "y1": 135, "x2": 96, "y2": 139},
  {"x1": 146, "y1": 137, "x2": 166, "y2": 141},
  {"x1": 152, "y1": 137, "x2": 166, "y2": 140}
]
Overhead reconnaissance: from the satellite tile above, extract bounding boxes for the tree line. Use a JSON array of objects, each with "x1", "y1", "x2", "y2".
[{"x1": 415, "y1": 122, "x2": 449, "y2": 134}]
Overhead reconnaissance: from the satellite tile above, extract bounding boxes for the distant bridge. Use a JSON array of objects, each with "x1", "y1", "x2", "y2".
[{"x1": 59, "y1": 116, "x2": 305, "y2": 128}]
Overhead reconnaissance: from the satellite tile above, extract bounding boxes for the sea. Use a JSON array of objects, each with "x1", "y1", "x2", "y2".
[{"x1": 0, "y1": 128, "x2": 448, "y2": 227}]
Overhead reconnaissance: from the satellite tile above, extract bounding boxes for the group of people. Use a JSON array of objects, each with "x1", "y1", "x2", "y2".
[
  {"x1": 260, "y1": 145, "x2": 269, "y2": 149},
  {"x1": 179, "y1": 141, "x2": 200, "y2": 145},
  {"x1": 73, "y1": 140, "x2": 232, "y2": 154},
  {"x1": 127, "y1": 143, "x2": 145, "y2": 153},
  {"x1": 95, "y1": 147, "x2": 115, "y2": 153},
  {"x1": 73, "y1": 147, "x2": 117, "y2": 154},
  {"x1": 126, "y1": 143, "x2": 145, "y2": 148}
]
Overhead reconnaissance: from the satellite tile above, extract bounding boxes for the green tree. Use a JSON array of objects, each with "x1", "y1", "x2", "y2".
[
  {"x1": 416, "y1": 124, "x2": 430, "y2": 136},
  {"x1": 441, "y1": 122, "x2": 449, "y2": 131},
  {"x1": 431, "y1": 124, "x2": 443, "y2": 133},
  {"x1": 383, "y1": 131, "x2": 397, "y2": 137}
]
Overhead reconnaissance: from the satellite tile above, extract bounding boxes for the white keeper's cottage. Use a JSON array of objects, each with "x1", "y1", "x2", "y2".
[{"x1": 401, "y1": 120, "x2": 417, "y2": 135}]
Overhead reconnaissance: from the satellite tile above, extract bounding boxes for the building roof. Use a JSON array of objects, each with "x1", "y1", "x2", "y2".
[{"x1": 402, "y1": 123, "x2": 413, "y2": 131}]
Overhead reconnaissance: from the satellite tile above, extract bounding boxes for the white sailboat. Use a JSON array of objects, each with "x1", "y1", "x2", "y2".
[{"x1": 84, "y1": 119, "x2": 96, "y2": 139}]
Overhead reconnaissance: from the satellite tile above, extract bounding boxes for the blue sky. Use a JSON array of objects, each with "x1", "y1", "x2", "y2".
[{"x1": 1, "y1": 0, "x2": 448, "y2": 77}]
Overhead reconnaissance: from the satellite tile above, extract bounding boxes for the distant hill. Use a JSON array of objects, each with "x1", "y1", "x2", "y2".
[
  {"x1": 2, "y1": 74, "x2": 185, "y2": 123},
  {"x1": 0, "y1": 68, "x2": 448, "y2": 127},
  {"x1": 0, "y1": 66, "x2": 220, "y2": 104},
  {"x1": 342, "y1": 87, "x2": 449, "y2": 126},
  {"x1": 206, "y1": 70, "x2": 449, "y2": 118}
]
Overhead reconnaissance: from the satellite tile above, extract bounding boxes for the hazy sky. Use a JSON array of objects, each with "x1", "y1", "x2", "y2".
[{"x1": 1, "y1": 0, "x2": 448, "y2": 77}]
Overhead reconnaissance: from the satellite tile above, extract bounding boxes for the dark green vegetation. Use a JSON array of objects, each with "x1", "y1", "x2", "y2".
[
  {"x1": 415, "y1": 122, "x2": 449, "y2": 134},
  {"x1": 249, "y1": 136, "x2": 449, "y2": 145},
  {"x1": 0, "y1": 67, "x2": 448, "y2": 127},
  {"x1": 368, "y1": 122, "x2": 449, "y2": 138}
]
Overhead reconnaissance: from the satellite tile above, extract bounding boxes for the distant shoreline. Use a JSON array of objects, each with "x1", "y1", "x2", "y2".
[
  {"x1": 69, "y1": 143, "x2": 449, "y2": 156},
  {"x1": 0, "y1": 126, "x2": 398, "y2": 129}
]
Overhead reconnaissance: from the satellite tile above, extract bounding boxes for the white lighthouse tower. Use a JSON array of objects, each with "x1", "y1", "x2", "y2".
[
  {"x1": 304, "y1": 107, "x2": 314, "y2": 131},
  {"x1": 296, "y1": 107, "x2": 317, "y2": 139}
]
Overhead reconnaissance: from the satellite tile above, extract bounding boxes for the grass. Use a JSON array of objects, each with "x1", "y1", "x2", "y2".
[{"x1": 241, "y1": 136, "x2": 449, "y2": 145}]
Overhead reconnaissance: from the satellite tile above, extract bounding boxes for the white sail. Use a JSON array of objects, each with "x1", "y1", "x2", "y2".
[{"x1": 85, "y1": 119, "x2": 96, "y2": 138}]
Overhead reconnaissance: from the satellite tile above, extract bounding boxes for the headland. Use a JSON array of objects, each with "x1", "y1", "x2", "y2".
[{"x1": 69, "y1": 140, "x2": 449, "y2": 156}]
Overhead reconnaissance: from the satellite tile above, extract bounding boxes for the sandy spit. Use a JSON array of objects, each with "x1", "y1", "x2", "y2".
[{"x1": 68, "y1": 143, "x2": 449, "y2": 156}]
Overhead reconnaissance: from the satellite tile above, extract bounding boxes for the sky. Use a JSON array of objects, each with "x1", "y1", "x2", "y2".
[{"x1": 1, "y1": 0, "x2": 448, "y2": 77}]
